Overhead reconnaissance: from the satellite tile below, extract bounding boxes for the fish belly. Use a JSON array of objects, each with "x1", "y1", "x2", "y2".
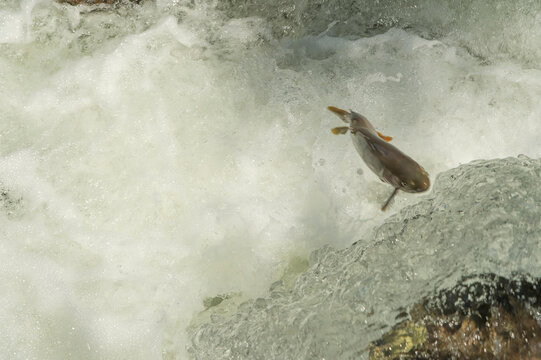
[{"x1": 350, "y1": 133, "x2": 385, "y2": 179}]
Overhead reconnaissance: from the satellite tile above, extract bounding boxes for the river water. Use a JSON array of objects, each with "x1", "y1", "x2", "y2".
[{"x1": 0, "y1": 0, "x2": 540, "y2": 359}]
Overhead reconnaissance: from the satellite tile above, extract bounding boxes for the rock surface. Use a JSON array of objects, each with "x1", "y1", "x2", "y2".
[
  {"x1": 369, "y1": 274, "x2": 541, "y2": 359},
  {"x1": 58, "y1": 0, "x2": 140, "y2": 5},
  {"x1": 188, "y1": 157, "x2": 541, "y2": 359}
]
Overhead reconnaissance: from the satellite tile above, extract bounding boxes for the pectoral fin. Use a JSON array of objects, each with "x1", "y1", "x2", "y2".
[
  {"x1": 331, "y1": 126, "x2": 349, "y2": 135},
  {"x1": 381, "y1": 188, "x2": 399, "y2": 211},
  {"x1": 377, "y1": 131, "x2": 393, "y2": 142}
]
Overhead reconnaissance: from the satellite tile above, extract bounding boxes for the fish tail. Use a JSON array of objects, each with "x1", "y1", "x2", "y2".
[{"x1": 327, "y1": 106, "x2": 350, "y2": 123}]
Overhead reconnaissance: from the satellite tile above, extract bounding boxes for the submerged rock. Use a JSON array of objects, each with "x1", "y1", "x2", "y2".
[
  {"x1": 188, "y1": 157, "x2": 541, "y2": 359},
  {"x1": 0, "y1": 188, "x2": 24, "y2": 219}
]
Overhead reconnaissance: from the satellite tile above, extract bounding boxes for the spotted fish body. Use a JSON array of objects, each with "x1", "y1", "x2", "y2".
[{"x1": 328, "y1": 106, "x2": 430, "y2": 210}]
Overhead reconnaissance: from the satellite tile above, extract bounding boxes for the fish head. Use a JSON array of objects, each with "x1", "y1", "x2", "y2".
[
  {"x1": 394, "y1": 164, "x2": 430, "y2": 193},
  {"x1": 371, "y1": 140, "x2": 430, "y2": 193}
]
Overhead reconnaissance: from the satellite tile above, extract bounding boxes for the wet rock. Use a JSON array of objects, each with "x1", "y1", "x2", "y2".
[
  {"x1": 188, "y1": 157, "x2": 541, "y2": 359},
  {"x1": 203, "y1": 293, "x2": 240, "y2": 310},
  {"x1": 0, "y1": 188, "x2": 24, "y2": 219},
  {"x1": 58, "y1": 0, "x2": 140, "y2": 5},
  {"x1": 370, "y1": 274, "x2": 541, "y2": 359}
]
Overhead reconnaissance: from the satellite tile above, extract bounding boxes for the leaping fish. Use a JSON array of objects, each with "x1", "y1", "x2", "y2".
[{"x1": 328, "y1": 106, "x2": 429, "y2": 211}]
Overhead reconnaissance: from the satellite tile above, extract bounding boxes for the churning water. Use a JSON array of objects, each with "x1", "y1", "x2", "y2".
[{"x1": 0, "y1": 0, "x2": 540, "y2": 359}]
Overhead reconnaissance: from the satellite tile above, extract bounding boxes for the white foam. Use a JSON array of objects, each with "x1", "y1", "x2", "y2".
[
  {"x1": 0, "y1": 0, "x2": 51, "y2": 44},
  {"x1": 0, "y1": 10, "x2": 25, "y2": 43}
]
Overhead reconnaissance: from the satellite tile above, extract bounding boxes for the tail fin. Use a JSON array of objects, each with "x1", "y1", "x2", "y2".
[{"x1": 327, "y1": 106, "x2": 350, "y2": 123}]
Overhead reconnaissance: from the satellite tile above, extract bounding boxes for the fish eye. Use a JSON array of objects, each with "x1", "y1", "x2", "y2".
[{"x1": 401, "y1": 181, "x2": 408, "y2": 187}]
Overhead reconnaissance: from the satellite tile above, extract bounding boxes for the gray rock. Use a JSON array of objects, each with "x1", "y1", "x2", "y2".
[
  {"x1": 188, "y1": 156, "x2": 541, "y2": 360},
  {"x1": 1, "y1": 188, "x2": 24, "y2": 219},
  {"x1": 57, "y1": 0, "x2": 140, "y2": 5}
]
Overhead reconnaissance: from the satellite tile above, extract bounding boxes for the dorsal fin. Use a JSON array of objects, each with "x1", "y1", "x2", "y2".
[{"x1": 377, "y1": 131, "x2": 393, "y2": 142}]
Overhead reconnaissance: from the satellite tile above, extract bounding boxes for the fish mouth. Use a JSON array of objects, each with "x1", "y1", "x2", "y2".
[
  {"x1": 415, "y1": 178, "x2": 430, "y2": 192},
  {"x1": 413, "y1": 168, "x2": 430, "y2": 192}
]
